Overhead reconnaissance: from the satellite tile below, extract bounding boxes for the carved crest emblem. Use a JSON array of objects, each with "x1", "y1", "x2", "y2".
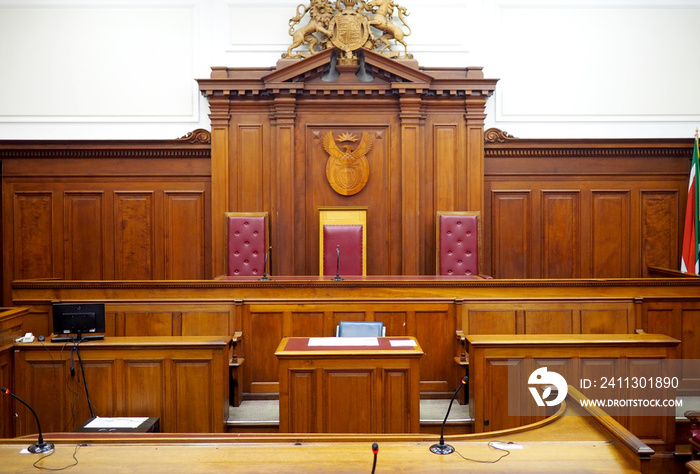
[
  {"x1": 328, "y1": 7, "x2": 370, "y2": 57},
  {"x1": 323, "y1": 131, "x2": 373, "y2": 196}
]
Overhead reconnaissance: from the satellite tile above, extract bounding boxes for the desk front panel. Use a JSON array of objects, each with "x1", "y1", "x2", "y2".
[
  {"x1": 277, "y1": 337, "x2": 423, "y2": 434},
  {"x1": 11, "y1": 337, "x2": 229, "y2": 436}
]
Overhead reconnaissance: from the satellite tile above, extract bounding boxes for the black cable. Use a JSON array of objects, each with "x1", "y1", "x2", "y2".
[
  {"x1": 454, "y1": 441, "x2": 511, "y2": 464},
  {"x1": 33, "y1": 443, "x2": 82, "y2": 471},
  {"x1": 73, "y1": 342, "x2": 96, "y2": 419}
]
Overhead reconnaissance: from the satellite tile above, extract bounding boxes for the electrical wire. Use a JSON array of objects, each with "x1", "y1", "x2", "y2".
[
  {"x1": 454, "y1": 441, "x2": 512, "y2": 464},
  {"x1": 32, "y1": 443, "x2": 83, "y2": 471}
]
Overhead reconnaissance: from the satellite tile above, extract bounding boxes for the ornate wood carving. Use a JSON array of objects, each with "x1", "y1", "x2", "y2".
[
  {"x1": 178, "y1": 128, "x2": 212, "y2": 144},
  {"x1": 323, "y1": 131, "x2": 372, "y2": 196}
]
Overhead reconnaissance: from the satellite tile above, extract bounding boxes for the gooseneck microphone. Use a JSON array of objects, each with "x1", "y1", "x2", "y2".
[
  {"x1": 371, "y1": 442, "x2": 379, "y2": 474},
  {"x1": 259, "y1": 245, "x2": 272, "y2": 281},
  {"x1": 1, "y1": 387, "x2": 54, "y2": 454},
  {"x1": 430, "y1": 376, "x2": 468, "y2": 455},
  {"x1": 332, "y1": 244, "x2": 343, "y2": 281}
]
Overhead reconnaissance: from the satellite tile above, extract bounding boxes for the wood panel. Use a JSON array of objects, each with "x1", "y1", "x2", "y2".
[
  {"x1": 1, "y1": 137, "x2": 211, "y2": 305},
  {"x1": 484, "y1": 137, "x2": 690, "y2": 279},
  {"x1": 591, "y1": 191, "x2": 630, "y2": 277},
  {"x1": 11, "y1": 337, "x2": 229, "y2": 435},
  {"x1": 468, "y1": 334, "x2": 679, "y2": 453},
  {"x1": 114, "y1": 192, "x2": 155, "y2": 280}
]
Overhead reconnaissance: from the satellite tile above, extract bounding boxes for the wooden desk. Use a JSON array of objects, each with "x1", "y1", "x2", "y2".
[
  {"x1": 0, "y1": 387, "x2": 653, "y2": 473},
  {"x1": 275, "y1": 336, "x2": 423, "y2": 434},
  {"x1": 11, "y1": 336, "x2": 229, "y2": 435},
  {"x1": 467, "y1": 333, "x2": 680, "y2": 454}
]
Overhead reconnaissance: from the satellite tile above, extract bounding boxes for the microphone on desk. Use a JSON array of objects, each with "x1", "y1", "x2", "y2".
[
  {"x1": 429, "y1": 376, "x2": 468, "y2": 455},
  {"x1": 371, "y1": 443, "x2": 379, "y2": 474},
  {"x1": 1, "y1": 387, "x2": 54, "y2": 454},
  {"x1": 259, "y1": 246, "x2": 272, "y2": 281},
  {"x1": 332, "y1": 244, "x2": 343, "y2": 281}
]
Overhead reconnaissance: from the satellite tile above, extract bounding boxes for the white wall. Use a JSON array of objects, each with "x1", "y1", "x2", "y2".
[{"x1": 0, "y1": 0, "x2": 698, "y2": 140}]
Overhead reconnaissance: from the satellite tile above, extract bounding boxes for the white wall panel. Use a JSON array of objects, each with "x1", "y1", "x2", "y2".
[{"x1": 0, "y1": 0, "x2": 698, "y2": 139}]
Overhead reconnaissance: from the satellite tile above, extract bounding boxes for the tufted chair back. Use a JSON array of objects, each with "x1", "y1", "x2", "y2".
[
  {"x1": 226, "y1": 212, "x2": 268, "y2": 277},
  {"x1": 437, "y1": 211, "x2": 482, "y2": 276}
]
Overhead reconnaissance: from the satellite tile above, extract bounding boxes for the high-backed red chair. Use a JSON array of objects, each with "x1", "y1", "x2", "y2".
[
  {"x1": 319, "y1": 207, "x2": 366, "y2": 276},
  {"x1": 226, "y1": 212, "x2": 268, "y2": 277},
  {"x1": 322, "y1": 224, "x2": 363, "y2": 276},
  {"x1": 436, "y1": 211, "x2": 485, "y2": 277}
]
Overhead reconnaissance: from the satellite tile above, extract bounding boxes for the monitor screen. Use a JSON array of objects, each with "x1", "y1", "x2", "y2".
[{"x1": 52, "y1": 303, "x2": 106, "y2": 337}]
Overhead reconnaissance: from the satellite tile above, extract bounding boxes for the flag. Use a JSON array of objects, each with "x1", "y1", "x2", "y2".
[{"x1": 681, "y1": 132, "x2": 700, "y2": 274}]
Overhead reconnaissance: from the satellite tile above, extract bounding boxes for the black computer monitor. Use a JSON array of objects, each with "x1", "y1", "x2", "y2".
[{"x1": 52, "y1": 302, "x2": 106, "y2": 342}]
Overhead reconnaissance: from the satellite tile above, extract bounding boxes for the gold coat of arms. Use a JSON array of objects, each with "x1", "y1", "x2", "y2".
[
  {"x1": 323, "y1": 132, "x2": 373, "y2": 196},
  {"x1": 284, "y1": 0, "x2": 412, "y2": 61}
]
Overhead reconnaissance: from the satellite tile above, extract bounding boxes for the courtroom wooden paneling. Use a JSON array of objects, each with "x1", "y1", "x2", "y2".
[
  {"x1": 242, "y1": 301, "x2": 457, "y2": 398},
  {"x1": 484, "y1": 137, "x2": 691, "y2": 279},
  {"x1": 0, "y1": 136, "x2": 211, "y2": 306},
  {"x1": 10, "y1": 277, "x2": 700, "y2": 401},
  {"x1": 11, "y1": 337, "x2": 229, "y2": 435},
  {"x1": 199, "y1": 52, "x2": 498, "y2": 278},
  {"x1": 467, "y1": 334, "x2": 679, "y2": 454}
]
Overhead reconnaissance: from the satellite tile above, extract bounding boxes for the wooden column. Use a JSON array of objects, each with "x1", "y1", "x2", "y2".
[
  {"x1": 465, "y1": 94, "x2": 488, "y2": 216},
  {"x1": 208, "y1": 95, "x2": 232, "y2": 278},
  {"x1": 399, "y1": 93, "x2": 425, "y2": 275},
  {"x1": 270, "y1": 94, "x2": 298, "y2": 276}
]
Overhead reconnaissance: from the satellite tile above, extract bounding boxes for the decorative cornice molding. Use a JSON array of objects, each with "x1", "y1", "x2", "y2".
[
  {"x1": 485, "y1": 146, "x2": 692, "y2": 159},
  {"x1": 177, "y1": 128, "x2": 212, "y2": 144},
  {"x1": 0, "y1": 148, "x2": 210, "y2": 160}
]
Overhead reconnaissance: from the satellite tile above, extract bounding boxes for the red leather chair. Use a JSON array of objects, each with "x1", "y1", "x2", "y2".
[
  {"x1": 436, "y1": 211, "x2": 489, "y2": 277},
  {"x1": 226, "y1": 212, "x2": 268, "y2": 277},
  {"x1": 322, "y1": 224, "x2": 363, "y2": 276}
]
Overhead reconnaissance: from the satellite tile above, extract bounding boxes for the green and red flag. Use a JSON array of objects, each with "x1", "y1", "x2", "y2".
[{"x1": 681, "y1": 131, "x2": 700, "y2": 274}]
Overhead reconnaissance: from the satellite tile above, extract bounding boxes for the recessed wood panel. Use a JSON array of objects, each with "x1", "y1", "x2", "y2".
[
  {"x1": 173, "y1": 360, "x2": 212, "y2": 432},
  {"x1": 591, "y1": 191, "x2": 630, "y2": 277},
  {"x1": 542, "y1": 192, "x2": 580, "y2": 278},
  {"x1": 13, "y1": 192, "x2": 54, "y2": 279},
  {"x1": 434, "y1": 125, "x2": 457, "y2": 212},
  {"x1": 124, "y1": 360, "x2": 165, "y2": 418},
  {"x1": 682, "y1": 307, "x2": 700, "y2": 386},
  {"x1": 374, "y1": 311, "x2": 408, "y2": 337},
  {"x1": 484, "y1": 359, "x2": 522, "y2": 431},
  {"x1": 0, "y1": 350, "x2": 13, "y2": 437},
  {"x1": 114, "y1": 192, "x2": 155, "y2": 280},
  {"x1": 641, "y1": 191, "x2": 678, "y2": 275},
  {"x1": 164, "y1": 191, "x2": 205, "y2": 280},
  {"x1": 580, "y1": 309, "x2": 629, "y2": 333},
  {"x1": 181, "y1": 311, "x2": 231, "y2": 336},
  {"x1": 491, "y1": 192, "x2": 530, "y2": 278},
  {"x1": 523, "y1": 310, "x2": 573, "y2": 334},
  {"x1": 246, "y1": 311, "x2": 284, "y2": 390},
  {"x1": 415, "y1": 310, "x2": 454, "y2": 393},
  {"x1": 237, "y1": 125, "x2": 265, "y2": 211},
  {"x1": 289, "y1": 311, "x2": 324, "y2": 337},
  {"x1": 323, "y1": 370, "x2": 374, "y2": 433},
  {"x1": 123, "y1": 312, "x2": 174, "y2": 336},
  {"x1": 383, "y1": 369, "x2": 410, "y2": 433},
  {"x1": 64, "y1": 192, "x2": 105, "y2": 279},
  {"x1": 80, "y1": 360, "x2": 116, "y2": 417},
  {"x1": 468, "y1": 310, "x2": 517, "y2": 335},
  {"x1": 288, "y1": 369, "x2": 316, "y2": 433}
]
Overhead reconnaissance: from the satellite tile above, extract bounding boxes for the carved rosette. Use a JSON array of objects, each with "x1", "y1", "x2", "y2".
[{"x1": 323, "y1": 131, "x2": 373, "y2": 196}]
